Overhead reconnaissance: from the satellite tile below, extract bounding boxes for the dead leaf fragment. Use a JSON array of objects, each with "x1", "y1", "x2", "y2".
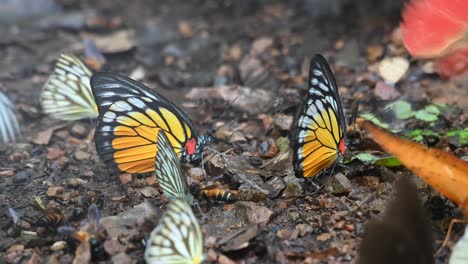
[
  {"x1": 33, "y1": 125, "x2": 64, "y2": 145},
  {"x1": 363, "y1": 121, "x2": 468, "y2": 207}
]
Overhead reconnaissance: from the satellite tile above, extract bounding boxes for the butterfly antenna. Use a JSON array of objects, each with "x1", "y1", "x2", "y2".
[
  {"x1": 210, "y1": 96, "x2": 240, "y2": 134},
  {"x1": 359, "y1": 105, "x2": 393, "y2": 124},
  {"x1": 200, "y1": 151, "x2": 208, "y2": 179},
  {"x1": 350, "y1": 101, "x2": 359, "y2": 131}
]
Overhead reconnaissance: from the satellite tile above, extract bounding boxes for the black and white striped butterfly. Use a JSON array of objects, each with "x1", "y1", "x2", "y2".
[
  {"x1": 450, "y1": 225, "x2": 468, "y2": 263},
  {"x1": 145, "y1": 198, "x2": 204, "y2": 264},
  {"x1": 293, "y1": 54, "x2": 347, "y2": 178},
  {"x1": 41, "y1": 53, "x2": 98, "y2": 121},
  {"x1": 0, "y1": 91, "x2": 21, "y2": 143},
  {"x1": 155, "y1": 130, "x2": 194, "y2": 204}
]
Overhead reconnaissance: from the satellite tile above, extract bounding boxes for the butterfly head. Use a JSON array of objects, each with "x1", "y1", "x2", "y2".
[{"x1": 181, "y1": 134, "x2": 213, "y2": 163}]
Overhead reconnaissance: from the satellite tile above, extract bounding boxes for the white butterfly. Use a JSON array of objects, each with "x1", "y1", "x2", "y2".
[
  {"x1": 155, "y1": 130, "x2": 194, "y2": 204},
  {"x1": 0, "y1": 91, "x2": 20, "y2": 143},
  {"x1": 450, "y1": 225, "x2": 468, "y2": 264},
  {"x1": 145, "y1": 198, "x2": 204, "y2": 264},
  {"x1": 41, "y1": 53, "x2": 98, "y2": 121}
]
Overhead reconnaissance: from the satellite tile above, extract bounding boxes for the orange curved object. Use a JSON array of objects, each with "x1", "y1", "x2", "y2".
[{"x1": 363, "y1": 121, "x2": 468, "y2": 207}]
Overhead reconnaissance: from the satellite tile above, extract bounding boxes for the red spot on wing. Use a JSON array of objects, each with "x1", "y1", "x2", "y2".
[
  {"x1": 339, "y1": 138, "x2": 346, "y2": 155},
  {"x1": 185, "y1": 138, "x2": 197, "y2": 155}
]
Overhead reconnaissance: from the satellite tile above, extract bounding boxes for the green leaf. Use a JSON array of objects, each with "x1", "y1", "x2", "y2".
[
  {"x1": 375, "y1": 157, "x2": 402, "y2": 167},
  {"x1": 407, "y1": 129, "x2": 439, "y2": 142},
  {"x1": 350, "y1": 152, "x2": 402, "y2": 167},
  {"x1": 353, "y1": 152, "x2": 376, "y2": 163},
  {"x1": 424, "y1": 104, "x2": 441, "y2": 115},
  {"x1": 359, "y1": 113, "x2": 390, "y2": 129},
  {"x1": 414, "y1": 109, "x2": 438, "y2": 122},
  {"x1": 387, "y1": 100, "x2": 414, "y2": 119},
  {"x1": 446, "y1": 129, "x2": 468, "y2": 145}
]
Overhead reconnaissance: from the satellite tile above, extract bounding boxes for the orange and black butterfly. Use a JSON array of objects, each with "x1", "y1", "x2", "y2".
[
  {"x1": 90, "y1": 73, "x2": 211, "y2": 173},
  {"x1": 293, "y1": 54, "x2": 346, "y2": 178}
]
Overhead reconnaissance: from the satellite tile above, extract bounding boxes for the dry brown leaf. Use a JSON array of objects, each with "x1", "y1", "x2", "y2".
[
  {"x1": 362, "y1": 121, "x2": 468, "y2": 207},
  {"x1": 32, "y1": 125, "x2": 66, "y2": 145}
]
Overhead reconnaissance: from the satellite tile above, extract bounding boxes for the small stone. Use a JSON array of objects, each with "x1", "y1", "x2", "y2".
[
  {"x1": 100, "y1": 203, "x2": 158, "y2": 239},
  {"x1": 103, "y1": 239, "x2": 126, "y2": 256},
  {"x1": 145, "y1": 175, "x2": 157, "y2": 186},
  {"x1": 74, "y1": 150, "x2": 91, "y2": 160},
  {"x1": 227, "y1": 45, "x2": 242, "y2": 61},
  {"x1": 7, "y1": 244, "x2": 24, "y2": 254},
  {"x1": 273, "y1": 114, "x2": 293, "y2": 131},
  {"x1": 263, "y1": 176, "x2": 286, "y2": 199},
  {"x1": 13, "y1": 170, "x2": 31, "y2": 183},
  {"x1": 119, "y1": 174, "x2": 132, "y2": 185},
  {"x1": 111, "y1": 252, "x2": 136, "y2": 264},
  {"x1": 325, "y1": 173, "x2": 352, "y2": 194},
  {"x1": 0, "y1": 170, "x2": 14, "y2": 177},
  {"x1": 187, "y1": 167, "x2": 205, "y2": 182},
  {"x1": 47, "y1": 186, "x2": 65, "y2": 199},
  {"x1": 46, "y1": 148, "x2": 65, "y2": 160},
  {"x1": 366, "y1": 45, "x2": 384, "y2": 62},
  {"x1": 282, "y1": 176, "x2": 303, "y2": 198},
  {"x1": 80, "y1": 169, "x2": 94, "y2": 178},
  {"x1": 230, "y1": 131, "x2": 246, "y2": 143},
  {"x1": 334, "y1": 220, "x2": 346, "y2": 230},
  {"x1": 360, "y1": 176, "x2": 380, "y2": 190},
  {"x1": 316, "y1": 233, "x2": 331, "y2": 241},
  {"x1": 378, "y1": 57, "x2": 409, "y2": 84},
  {"x1": 373, "y1": 81, "x2": 400, "y2": 100},
  {"x1": 236, "y1": 202, "x2": 273, "y2": 225},
  {"x1": 345, "y1": 224, "x2": 354, "y2": 232},
  {"x1": 296, "y1": 224, "x2": 313, "y2": 237},
  {"x1": 51, "y1": 241, "x2": 68, "y2": 251},
  {"x1": 277, "y1": 228, "x2": 299, "y2": 240},
  {"x1": 251, "y1": 37, "x2": 273, "y2": 55},
  {"x1": 139, "y1": 187, "x2": 159, "y2": 198},
  {"x1": 258, "y1": 138, "x2": 278, "y2": 159},
  {"x1": 355, "y1": 222, "x2": 366, "y2": 237},
  {"x1": 70, "y1": 123, "x2": 87, "y2": 138},
  {"x1": 65, "y1": 178, "x2": 86, "y2": 187},
  {"x1": 205, "y1": 236, "x2": 217, "y2": 248},
  {"x1": 218, "y1": 254, "x2": 236, "y2": 264},
  {"x1": 55, "y1": 157, "x2": 70, "y2": 169},
  {"x1": 207, "y1": 248, "x2": 218, "y2": 262}
]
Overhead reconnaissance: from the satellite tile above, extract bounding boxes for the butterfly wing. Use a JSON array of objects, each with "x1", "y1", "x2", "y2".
[
  {"x1": 0, "y1": 91, "x2": 20, "y2": 143},
  {"x1": 41, "y1": 53, "x2": 98, "y2": 121},
  {"x1": 155, "y1": 130, "x2": 194, "y2": 204},
  {"x1": 91, "y1": 72, "x2": 198, "y2": 173},
  {"x1": 145, "y1": 198, "x2": 204, "y2": 264},
  {"x1": 293, "y1": 54, "x2": 347, "y2": 178}
]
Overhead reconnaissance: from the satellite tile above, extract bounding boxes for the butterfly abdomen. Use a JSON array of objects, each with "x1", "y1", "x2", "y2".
[{"x1": 201, "y1": 188, "x2": 237, "y2": 203}]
